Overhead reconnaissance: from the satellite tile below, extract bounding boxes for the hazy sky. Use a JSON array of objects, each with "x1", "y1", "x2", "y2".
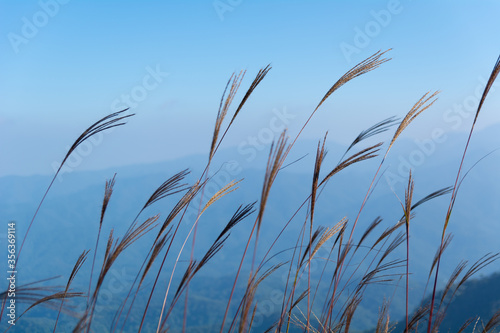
[{"x1": 1, "y1": 0, "x2": 500, "y2": 176}]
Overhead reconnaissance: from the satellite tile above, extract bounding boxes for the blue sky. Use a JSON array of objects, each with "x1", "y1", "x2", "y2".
[{"x1": 1, "y1": 0, "x2": 500, "y2": 176}]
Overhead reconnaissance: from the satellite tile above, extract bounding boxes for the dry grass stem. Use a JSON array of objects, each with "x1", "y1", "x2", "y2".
[
  {"x1": 315, "y1": 50, "x2": 391, "y2": 111},
  {"x1": 388, "y1": 91, "x2": 439, "y2": 154},
  {"x1": 201, "y1": 179, "x2": 242, "y2": 215},
  {"x1": 344, "y1": 116, "x2": 399, "y2": 157},
  {"x1": 142, "y1": 169, "x2": 190, "y2": 210},
  {"x1": 319, "y1": 143, "x2": 382, "y2": 187}
]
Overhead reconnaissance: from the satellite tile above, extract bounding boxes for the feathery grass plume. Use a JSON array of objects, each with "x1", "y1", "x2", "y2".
[
  {"x1": 339, "y1": 294, "x2": 362, "y2": 333},
  {"x1": 201, "y1": 179, "x2": 242, "y2": 215},
  {"x1": 456, "y1": 253, "x2": 499, "y2": 290},
  {"x1": 387, "y1": 91, "x2": 439, "y2": 154},
  {"x1": 428, "y1": 234, "x2": 453, "y2": 279},
  {"x1": 307, "y1": 222, "x2": 344, "y2": 329},
  {"x1": 140, "y1": 230, "x2": 171, "y2": 286},
  {"x1": 211, "y1": 65, "x2": 272, "y2": 161},
  {"x1": 3, "y1": 277, "x2": 81, "y2": 331},
  {"x1": 1, "y1": 277, "x2": 62, "y2": 307},
  {"x1": 168, "y1": 236, "x2": 229, "y2": 316},
  {"x1": 278, "y1": 136, "x2": 382, "y2": 330},
  {"x1": 291, "y1": 289, "x2": 309, "y2": 312},
  {"x1": 215, "y1": 202, "x2": 256, "y2": 243},
  {"x1": 308, "y1": 218, "x2": 347, "y2": 324},
  {"x1": 334, "y1": 230, "x2": 350, "y2": 278},
  {"x1": 155, "y1": 180, "x2": 204, "y2": 242},
  {"x1": 173, "y1": 262, "x2": 197, "y2": 301},
  {"x1": 405, "y1": 305, "x2": 429, "y2": 333},
  {"x1": 247, "y1": 304, "x2": 258, "y2": 333},
  {"x1": 457, "y1": 318, "x2": 476, "y2": 333},
  {"x1": 403, "y1": 172, "x2": 414, "y2": 226},
  {"x1": 315, "y1": 50, "x2": 391, "y2": 111},
  {"x1": 238, "y1": 280, "x2": 257, "y2": 333},
  {"x1": 355, "y1": 216, "x2": 382, "y2": 253},
  {"x1": 209, "y1": 71, "x2": 245, "y2": 162},
  {"x1": 326, "y1": 259, "x2": 404, "y2": 327},
  {"x1": 431, "y1": 261, "x2": 485, "y2": 333},
  {"x1": 311, "y1": 133, "x2": 328, "y2": 230},
  {"x1": 319, "y1": 142, "x2": 382, "y2": 187},
  {"x1": 377, "y1": 232, "x2": 405, "y2": 266},
  {"x1": 372, "y1": 219, "x2": 405, "y2": 251},
  {"x1": 228, "y1": 65, "x2": 272, "y2": 128},
  {"x1": 301, "y1": 227, "x2": 325, "y2": 267},
  {"x1": 343, "y1": 116, "x2": 399, "y2": 159},
  {"x1": 99, "y1": 215, "x2": 159, "y2": 279},
  {"x1": 402, "y1": 171, "x2": 414, "y2": 333},
  {"x1": 257, "y1": 130, "x2": 290, "y2": 234},
  {"x1": 74, "y1": 231, "x2": 112, "y2": 331},
  {"x1": 98, "y1": 174, "x2": 116, "y2": 226},
  {"x1": 192, "y1": 237, "x2": 229, "y2": 277},
  {"x1": 141, "y1": 169, "x2": 190, "y2": 211},
  {"x1": 482, "y1": 310, "x2": 500, "y2": 333},
  {"x1": 18, "y1": 109, "x2": 134, "y2": 264},
  {"x1": 307, "y1": 135, "x2": 328, "y2": 330},
  {"x1": 284, "y1": 291, "x2": 313, "y2": 332},
  {"x1": 24, "y1": 291, "x2": 83, "y2": 314},
  {"x1": 473, "y1": 55, "x2": 500, "y2": 125},
  {"x1": 408, "y1": 186, "x2": 452, "y2": 212},
  {"x1": 54, "y1": 250, "x2": 89, "y2": 333},
  {"x1": 439, "y1": 261, "x2": 467, "y2": 307},
  {"x1": 301, "y1": 224, "x2": 345, "y2": 268},
  {"x1": 87, "y1": 174, "x2": 116, "y2": 307},
  {"x1": 431, "y1": 310, "x2": 447, "y2": 333},
  {"x1": 61, "y1": 110, "x2": 134, "y2": 170},
  {"x1": 375, "y1": 300, "x2": 390, "y2": 333},
  {"x1": 311, "y1": 224, "x2": 345, "y2": 262},
  {"x1": 6, "y1": 291, "x2": 83, "y2": 330},
  {"x1": 359, "y1": 259, "x2": 405, "y2": 287},
  {"x1": 237, "y1": 263, "x2": 286, "y2": 333},
  {"x1": 333, "y1": 220, "x2": 348, "y2": 253},
  {"x1": 286, "y1": 50, "x2": 391, "y2": 170}
]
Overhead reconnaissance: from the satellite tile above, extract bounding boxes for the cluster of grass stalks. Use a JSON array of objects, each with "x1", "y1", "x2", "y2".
[{"x1": 2, "y1": 50, "x2": 500, "y2": 333}]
